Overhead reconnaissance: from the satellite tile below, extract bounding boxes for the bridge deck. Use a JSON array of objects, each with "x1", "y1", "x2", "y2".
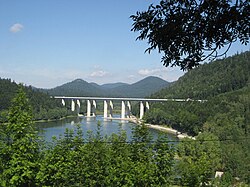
[{"x1": 53, "y1": 96, "x2": 206, "y2": 102}]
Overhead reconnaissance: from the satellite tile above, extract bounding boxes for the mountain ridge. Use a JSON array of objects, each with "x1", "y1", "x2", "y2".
[
  {"x1": 44, "y1": 76, "x2": 170, "y2": 98},
  {"x1": 101, "y1": 82, "x2": 129, "y2": 89},
  {"x1": 152, "y1": 51, "x2": 250, "y2": 99}
]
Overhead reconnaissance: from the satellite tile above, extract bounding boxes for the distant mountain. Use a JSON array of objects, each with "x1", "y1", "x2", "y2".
[
  {"x1": 45, "y1": 76, "x2": 170, "y2": 97},
  {"x1": 46, "y1": 79, "x2": 109, "y2": 97},
  {"x1": 89, "y1": 82, "x2": 101, "y2": 88},
  {"x1": 101, "y1": 82, "x2": 129, "y2": 89},
  {"x1": 109, "y1": 76, "x2": 170, "y2": 97}
]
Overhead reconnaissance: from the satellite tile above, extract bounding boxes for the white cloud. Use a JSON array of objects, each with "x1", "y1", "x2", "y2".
[
  {"x1": 9, "y1": 23, "x2": 24, "y2": 33},
  {"x1": 90, "y1": 70, "x2": 108, "y2": 77},
  {"x1": 137, "y1": 67, "x2": 184, "y2": 82},
  {"x1": 93, "y1": 65, "x2": 101, "y2": 69},
  {"x1": 138, "y1": 68, "x2": 162, "y2": 76},
  {"x1": 128, "y1": 75, "x2": 135, "y2": 79}
]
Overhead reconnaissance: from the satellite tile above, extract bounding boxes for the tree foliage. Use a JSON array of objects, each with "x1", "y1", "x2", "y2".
[
  {"x1": 1, "y1": 83, "x2": 247, "y2": 186},
  {"x1": 176, "y1": 133, "x2": 222, "y2": 186},
  {"x1": 0, "y1": 86, "x2": 40, "y2": 186},
  {"x1": 144, "y1": 51, "x2": 250, "y2": 184},
  {"x1": 0, "y1": 78, "x2": 72, "y2": 122},
  {"x1": 0, "y1": 88, "x2": 177, "y2": 186},
  {"x1": 36, "y1": 123, "x2": 176, "y2": 186},
  {"x1": 131, "y1": 0, "x2": 250, "y2": 70}
]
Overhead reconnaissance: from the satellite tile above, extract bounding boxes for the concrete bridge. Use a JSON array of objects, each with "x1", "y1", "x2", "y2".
[{"x1": 54, "y1": 96, "x2": 205, "y2": 121}]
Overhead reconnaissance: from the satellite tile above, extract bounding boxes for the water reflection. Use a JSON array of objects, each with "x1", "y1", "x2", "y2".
[{"x1": 36, "y1": 115, "x2": 177, "y2": 143}]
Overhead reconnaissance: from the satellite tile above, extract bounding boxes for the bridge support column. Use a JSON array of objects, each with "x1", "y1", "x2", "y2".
[
  {"x1": 121, "y1": 101, "x2": 125, "y2": 119},
  {"x1": 92, "y1": 100, "x2": 96, "y2": 117},
  {"x1": 71, "y1": 100, "x2": 75, "y2": 111},
  {"x1": 126, "y1": 101, "x2": 131, "y2": 118},
  {"x1": 104, "y1": 100, "x2": 108, "y2": 119},
  {"x1": 62, "y1": 99, "x2": 65, "y2": 106},
  {"x1": 140, "y1": 101, "x2": 144, "y2": 119},
  {"x1": 146, "y1": 101, "x2": 149, "y2": 110},
  {"x1": 109, "y1": 101, "x2": 113, "y2": 118},
  {"x1": 76, "y1": 99, "x2": 81, "y2": 115},
  {"x1": 87, "y1": 100, "x2": 91, "y2": 117}
]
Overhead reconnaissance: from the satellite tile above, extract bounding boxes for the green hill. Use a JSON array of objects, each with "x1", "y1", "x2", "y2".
[
  {"x1": 45, "y1": 76, "x2": 170, "y2": 97},
  {"x1": 153, "y1": 51, "x2": 250, "y2": 99},
  {"x1": 45, "y1": 79, "x2": 109, "y2": 97},
  {"x1": 147, "y1": 51, "x2": 250, "y2": 134},
  {"x1": 0, "y1": 78, "x2": 71, "y2": 122},
  {"x1": 101, "y1": 82, "x2": 129, "y2": 89},
  {"x1": 144, "y1": 51, "x2": 250, "y2": 183},
  {"x1": 109, "y1": 76, "x2": 170, "y2": 97}
]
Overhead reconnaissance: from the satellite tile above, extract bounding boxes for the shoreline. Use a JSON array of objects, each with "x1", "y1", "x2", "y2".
[
  {"x1": 34, "y1": 115, "x2": 77, "y2": 123},
  {"x1": 128, "y1": 116, "x2": 195, "y2": 140},
  {"x1": 144, "y1": 123, "x2": 195, "y2": 140}
]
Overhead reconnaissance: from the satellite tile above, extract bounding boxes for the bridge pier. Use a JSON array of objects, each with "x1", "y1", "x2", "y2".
[
  {"x1": 126, "y1": 101, "x2": 131, "y2": 118},
  {"x1": 146, "y1": 101, "x2": 149, "y2": 110},
  {"x1": 62, "y1": 99, "x2": 65, "y2": 106},
  {"x1": 109, "y1": 101, "x2": 113, "y2": 118},
  {"x1": 92, "y1": 100, "x2": 96, "y2": 117},
  {"x1": 86, "y1": 100, "x2": 96, "y2": 121},
  {"x1": 87, "y1": 100, "x2": 91, "y2": 117},
  {"x1": 121, "y1": 101, "x2": 125, "y2": 119},
  {"x1": 139, "y1": 101, "x2": 150, "y2": 119},
  {"x1": 76, "y1": 99, "x2": 81, "y2": 115},
  {"x1": 139, "y1": 101, "x2": 144, "y2": 119},
  {"x1": 71, "y1": 99, "x2": 75, "y2": 111},
  {"x1": 104, "y1": 100, "x2": 108, "y2": 119}
]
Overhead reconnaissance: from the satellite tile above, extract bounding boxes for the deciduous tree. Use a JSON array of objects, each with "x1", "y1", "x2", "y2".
[
  {"x1": 176, "y1": 132, "x2": 222, "y2": 186},
  {"x1": 131, "y1": 0, "x2": 249, "y2": 70}
]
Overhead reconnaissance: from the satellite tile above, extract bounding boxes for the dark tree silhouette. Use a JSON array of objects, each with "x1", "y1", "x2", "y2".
[{"x1": 131, "y1": 0, "x2": 249, "y2": 70}]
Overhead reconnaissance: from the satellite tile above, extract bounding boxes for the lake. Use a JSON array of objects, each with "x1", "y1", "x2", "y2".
[{"x1": 36, "y1": 115, "x2": 178, "y2": 143}]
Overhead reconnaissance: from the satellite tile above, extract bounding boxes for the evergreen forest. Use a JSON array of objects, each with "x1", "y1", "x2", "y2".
[
  {"x1": 144, "y1": 51, "x2": 250, "y2": 185},
  {"x1": 0, "y1": 79, "x2": 73, "y2": 122}
]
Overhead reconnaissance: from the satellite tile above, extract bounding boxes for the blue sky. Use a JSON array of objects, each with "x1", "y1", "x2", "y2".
[{"x1": 0, "y1": 0, "x2": 249, "y2": 88}]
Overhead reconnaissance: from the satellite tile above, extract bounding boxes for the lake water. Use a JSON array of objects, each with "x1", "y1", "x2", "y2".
[{"x1": 36, "y1": 115, "x2": 178, "y2": 143}]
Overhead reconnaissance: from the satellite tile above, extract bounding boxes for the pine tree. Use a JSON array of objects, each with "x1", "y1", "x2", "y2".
[{"x1": 0, "y1": 86, "x2": 40, "y2": 187}]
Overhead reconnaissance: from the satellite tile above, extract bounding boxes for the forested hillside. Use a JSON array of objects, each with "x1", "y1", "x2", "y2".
[
  {"x1": 0, "y1": 78, "x2": 72, "y2": 121},
  {"x1": 153, "y1": 51, "x2": 250, "y2": 99},
  {"x1": 44, "y1": 76, "x2": 170, "y2": 97},
  {"x1": 46, "y1": 79, "x2": 109, "y2": 97},
  {"x1": 100, "y1": 82, "x2": 129, "y2": 89},
  {"x1": 144, "y1": 51, "x2": 250, "y2": 184},
  {"x1": 109, "y1": 76, "x2": 170, "y2": 97}
]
